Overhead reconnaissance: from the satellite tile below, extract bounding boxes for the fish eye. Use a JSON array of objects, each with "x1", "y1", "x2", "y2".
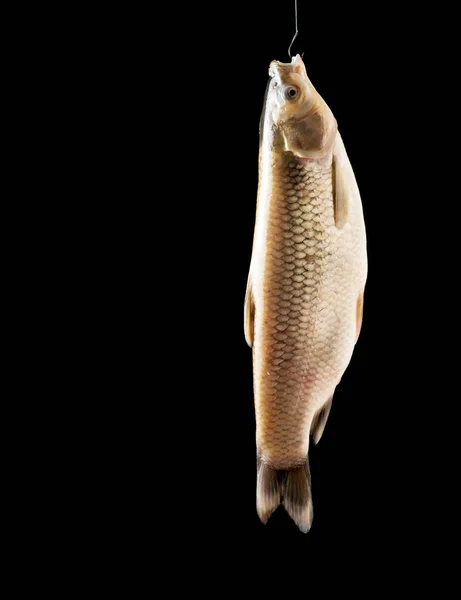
[{"x1": 285, "y1": 86, "x2": 299, "y2": 100}]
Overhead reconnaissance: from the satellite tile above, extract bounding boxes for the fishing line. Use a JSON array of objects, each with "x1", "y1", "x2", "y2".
[{"x1": 288, "y1": 0, "x2": 298, "y2": 58}]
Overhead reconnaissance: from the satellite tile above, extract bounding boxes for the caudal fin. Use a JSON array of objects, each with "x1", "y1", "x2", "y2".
[
  {"x1": 256, "y1": 459, "x2": 313, "y2": 533},
  {"x1": 256, "y1": 460, "x2": 282, "y2": 524},
  {"x1": 284, "y1": 463, "x2": 313, "y2": 533}
]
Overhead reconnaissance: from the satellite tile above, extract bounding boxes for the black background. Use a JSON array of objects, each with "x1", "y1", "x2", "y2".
[
  {"x1": 10, "y1": 0, "x2": 460, "y2": 590},
  {"x1": 93, "y1": 0, "x2": 458, "y2": 577}
]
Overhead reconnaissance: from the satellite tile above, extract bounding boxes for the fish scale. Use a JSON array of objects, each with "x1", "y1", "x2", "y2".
[{"x1": 254, "y1": 154, "x2": 336, "y2": 469}]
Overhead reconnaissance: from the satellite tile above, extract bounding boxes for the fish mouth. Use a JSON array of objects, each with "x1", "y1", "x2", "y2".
[{"x1": 269, "y1": 55, "x2": 303, "y2": 77}]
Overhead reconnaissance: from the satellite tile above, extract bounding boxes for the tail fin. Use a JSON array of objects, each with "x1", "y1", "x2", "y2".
[
  {"x1": 256, "y1": 460, "x2": 282, "y2": 524},
  {"x1": 284, "y1": 463, "x2": 313, "y2": 533},
  {"x1": 256, "y1": 459, "x2": 313, "y2": 533}
]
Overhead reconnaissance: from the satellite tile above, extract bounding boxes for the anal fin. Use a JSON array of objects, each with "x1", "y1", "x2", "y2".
[{"x1": 311, "y1": 396, "x2": 333, "y2": 445}]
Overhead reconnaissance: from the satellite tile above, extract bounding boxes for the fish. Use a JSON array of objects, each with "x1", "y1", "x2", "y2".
[{"x1": 244, "y1": 55, "x2": 367, "y2": 532}]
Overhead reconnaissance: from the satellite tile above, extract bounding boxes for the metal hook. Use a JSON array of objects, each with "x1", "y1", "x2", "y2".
[{"x1": 288, "y1": 0, "x2": 298, "y2": 58}]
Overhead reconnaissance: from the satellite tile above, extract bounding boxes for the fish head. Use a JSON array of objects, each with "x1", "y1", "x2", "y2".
[{"x1": 265, "y1": 55, "x2": 337, "y2": 159}]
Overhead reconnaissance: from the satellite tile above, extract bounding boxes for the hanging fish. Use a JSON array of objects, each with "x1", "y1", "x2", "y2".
[{"x1": 244, "y1": 55, "x2": 367, "y2": 532}]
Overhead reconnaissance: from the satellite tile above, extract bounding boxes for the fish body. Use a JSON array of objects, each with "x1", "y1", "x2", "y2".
[{"x1": 245, "y1": 56, "x2": 367, "y2": 532}]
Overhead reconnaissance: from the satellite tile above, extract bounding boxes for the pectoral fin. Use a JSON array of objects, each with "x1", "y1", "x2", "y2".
[
  {"x1": 244, "y1": 274, "x2": 255, "y2": 348},
  {"x1": 333, "y1": 132, "x2": 361, "y2": 229}
]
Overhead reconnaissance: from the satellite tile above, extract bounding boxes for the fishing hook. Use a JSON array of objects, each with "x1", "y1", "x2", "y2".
[{"x1": 288, "y1": 0, "x2": 298, "y2": 58}]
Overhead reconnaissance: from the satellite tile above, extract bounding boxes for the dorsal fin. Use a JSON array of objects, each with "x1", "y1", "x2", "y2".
[{"x1": 244, "y1": 274, "x2": 255, "y2": 347}]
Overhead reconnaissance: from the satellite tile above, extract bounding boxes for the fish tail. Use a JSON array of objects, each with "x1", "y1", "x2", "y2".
[
  {"x1": 283, "y1": 461, "x2": 313, "y2": 533},
  {"x1": 256, "y1": 458, "x2": 313, "y2": 533},
  {"x1": 256, "y1": 459, "x2": 282, "y2": 525}
]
